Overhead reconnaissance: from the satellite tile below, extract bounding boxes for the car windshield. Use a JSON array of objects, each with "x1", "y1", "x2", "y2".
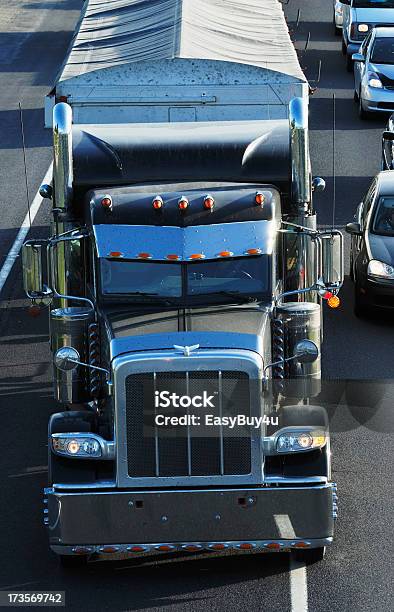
[
  {"x1": 100, "y1": 256, "x2": 270, "y2": 304},
  {"x1": 372, "y1": 197, "x2": 394, "y2": 235},
  {"x1": 353, "y1": 1, "x2": 394, "y2": 7},
  {"x1": 371, "y1": 38, "x2": 394, "y2": 64}
]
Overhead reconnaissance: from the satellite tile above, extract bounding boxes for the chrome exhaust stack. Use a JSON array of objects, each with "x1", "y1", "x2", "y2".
[
  {"x1": 53, "y1": 102, "x2": 73, "y2": 213},
  {"x1": 289, "y1": 97, "x2": 312, "y2": 214}
]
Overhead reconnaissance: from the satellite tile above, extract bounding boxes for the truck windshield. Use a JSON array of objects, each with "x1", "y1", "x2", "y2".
[
  {"x1": 100, "y1": 256, "x2": 270, "y2": 304},
  {"x1": 353, "y1": 1, "x2": 394, "y2": 7}
]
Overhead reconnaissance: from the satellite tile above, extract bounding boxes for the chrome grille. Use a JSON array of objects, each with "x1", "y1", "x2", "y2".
[{"x1": 125, "y1": 370, "x2": 252, "y2": 478}]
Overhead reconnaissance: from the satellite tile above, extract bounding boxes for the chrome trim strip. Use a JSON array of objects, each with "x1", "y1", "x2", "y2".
[{"x1": 51, "y1": 537, "x2": 334, "y2": 557}]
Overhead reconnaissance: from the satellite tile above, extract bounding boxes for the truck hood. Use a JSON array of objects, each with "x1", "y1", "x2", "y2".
[
  {"x1": 354, "y1": 7, "x2": 394, "y2": 23},
  {"x1": 105, "y1": 305, "x2": 271, "y2": 360}
]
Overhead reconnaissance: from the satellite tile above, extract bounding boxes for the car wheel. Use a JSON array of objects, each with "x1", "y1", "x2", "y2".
[
  {"x1": 358, "y1": 94, "x2": 370, "y2": 120},
  {"x1": 354, "y1": 284, "x2": 369, "y2": 318},
  {"x1": 335, "y1": 26, "x2": 341, "y2": 37},
  {"x1": 294, "y1": 547, "x2": 326, "y2": 564},
  {"x1": 353, "y1": 88, "x2": 359, "y2": 102},
  {"x1": 349, "y1": 253, "x2": 354, "y2": 281},
  {"x1": 341, "y1": 40, "x2": 347, "y2": 56},
  {"x1": 346, "y1": 53, "x2": 353, "y2": 72}
]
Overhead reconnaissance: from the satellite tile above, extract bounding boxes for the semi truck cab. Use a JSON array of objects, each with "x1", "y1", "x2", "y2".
[{"x1": 21, "y1": 98, "x2": 342, "y2": 565}]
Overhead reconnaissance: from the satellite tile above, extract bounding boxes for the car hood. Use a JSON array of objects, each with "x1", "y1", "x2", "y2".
[
  {"x1": 105, "y1": 304, "x2": 271, "y2": 359},
  {"x1": 370, "y1": 63, "x2": 394, "y2": 83},
  {"x1": 354, "y1": 7, "x2": 394, "y2": 23},
  {"x1": 368, "y1": 233, "x2": 394, "y2": 266}
]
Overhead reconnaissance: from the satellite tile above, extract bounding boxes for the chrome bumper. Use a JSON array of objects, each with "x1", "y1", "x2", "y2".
[{"x1": 46, "y1": 484, "x2": 337, "y2": 555}]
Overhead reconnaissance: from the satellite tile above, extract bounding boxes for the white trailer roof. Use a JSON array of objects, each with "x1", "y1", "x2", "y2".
[{"x1": 55, "y1": 0, "x2": 306, "y2": 85}]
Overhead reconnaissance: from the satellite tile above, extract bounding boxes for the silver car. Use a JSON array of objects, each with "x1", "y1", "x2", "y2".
[
  {"x1": 353, "y1": 26, "x2": 394, "y2": 117},
  {"x1": 334, "y1": 0, "x2": 345, "y2": 35},
  {"x1": 342, "y1": 0, "x2": 394, "y2": 72}
]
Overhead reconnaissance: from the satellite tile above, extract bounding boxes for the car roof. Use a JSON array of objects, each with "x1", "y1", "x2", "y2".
[{"x1": 377, "y1": 171, "x2": 394, "y2": 196}]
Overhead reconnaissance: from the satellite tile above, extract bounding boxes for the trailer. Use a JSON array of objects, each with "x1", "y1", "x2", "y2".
[
  {"x1": 45, "y1": 0, "x2": 308, "y2": 126},
  {"x1": 22, "y1": 0, "x2": 343, "y2": 566}
]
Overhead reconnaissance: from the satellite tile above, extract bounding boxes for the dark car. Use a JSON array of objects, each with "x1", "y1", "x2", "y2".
[
  {"x1": 346, "y1": 171, "x2": 394, "y2": 315},
  {"x1": 381, "y1": 112, "x2": 394, "y2": 169}
]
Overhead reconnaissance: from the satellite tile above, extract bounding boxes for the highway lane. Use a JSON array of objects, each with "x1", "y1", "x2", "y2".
[
  {"x1": 0, "y1": 1, "x2": 392, "y2": 610},
  {"x1": 286, "y1": 1, "x2": 394, "y2": 611},
  {"x1": 0, "y1": 2, "x2": 293, "y2": 610}
]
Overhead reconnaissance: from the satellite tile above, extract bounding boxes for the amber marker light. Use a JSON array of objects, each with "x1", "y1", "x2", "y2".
[
  {"x1": 138, "y1": 252, "x2": 152, "y2": 259},
  {"x1": 178, "y1": 196, "x2": 189, "y2": 210},
  {"x1": 294, "y1": 541, "x2": 309, "y2": 549},
  {"x1": 239, "y1": 543, "x2": 254, "y2": 550},
  {"x1": 218, "y1": 251, "x2": 233, "y2": 258},
  {"x1": 109, "y1": 251, "x2": 123, "y2": 258},
  {"x1": 255, "y1": 192, "x2": 265, "y2": 206},
  {"x1": 167, "y1": 254, "x2": 180, "y2": 260},
  {"x1": 203, "y1": 195, "x2": 215, "y2": 210},
  {"x1": 152, "y1": 195, "x2": 163, "y2": 210},
  {"x1": 101, "y1": 195, "x2": 113, "y2": 210},
  {"x1": 327, "y1": 295, "x2": 341, "y2": 309},
  {"x1": 246, "y1": 248, "x2": 262, "y2": 256},
  {"x1": 266, "y1": 542, "x2": 281, "y2": 550},
  {"x1": 189, "y1": 253, "x2": 205, "y2": 260}
]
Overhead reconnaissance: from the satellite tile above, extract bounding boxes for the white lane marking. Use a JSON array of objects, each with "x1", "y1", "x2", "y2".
[
  {"x1": 0, "y1": 163, "x2": 53, "y2": 295},
  {"x1": 274, "y1": 514, "x2": 308, "y2": 612}
]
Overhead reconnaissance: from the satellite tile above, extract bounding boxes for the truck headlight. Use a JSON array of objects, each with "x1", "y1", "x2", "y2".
[
  {"x1": 368, "y1": 259, "x2": 394, "y2": 279},
  {"x1": 276, "y1": 430, "x2": 326, "y2": 453},
  {"x1": 51, "y1": 433, "x2": 115, "y2": 459},
  {"x1": 358, "y1": 23, "x2": 369, "y2": 33},
  {"x1": 368, "y1": 73, "x2": 383, "y2": 89},
  {"x1": 263, "y1": 427, "x2": 328, "y2": 455}
]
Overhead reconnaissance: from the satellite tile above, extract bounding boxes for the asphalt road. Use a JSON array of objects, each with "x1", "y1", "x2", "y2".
[{"x1": 0, "y1": 1, "x2": 392, "y2": 611}]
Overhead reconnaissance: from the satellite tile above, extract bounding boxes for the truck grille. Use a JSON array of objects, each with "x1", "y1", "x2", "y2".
[{"x1": 125, "y1": 371, "x2": 252, "y2": 478}]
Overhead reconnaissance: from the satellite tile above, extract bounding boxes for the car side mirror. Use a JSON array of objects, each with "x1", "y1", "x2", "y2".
[
  {"x1": 382, "y1": 131, "x2": 394, "y2": 141},
  {"x1": 352, "y1": 53, "x2": 365, "y2": 63},
  {"x1": 345, "y1": 222, "x2": 362, "y2": 236}
]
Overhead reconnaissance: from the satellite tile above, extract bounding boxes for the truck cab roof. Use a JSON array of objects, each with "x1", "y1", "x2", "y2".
[{"x1": 88, "y1": 185, "x2": 280, "y2": 227}]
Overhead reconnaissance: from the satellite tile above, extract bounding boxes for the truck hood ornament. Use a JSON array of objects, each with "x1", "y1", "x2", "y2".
[{"x1": 173, "y1": 344, "x2": 200, "y2": 357}]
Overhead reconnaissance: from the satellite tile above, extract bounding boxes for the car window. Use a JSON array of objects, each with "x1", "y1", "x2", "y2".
[
  {"x1": 371, "y1": 38, "x2": 394, "y2": 65},
  {"x1": 352, "y1": 1, "x2": 394, "y2": 7},
  {"x1": 372, "y1": 197, "x2": 394, "y2": 235},
  {"x1": 360, "y1": 31, "x2": 373, "y2": 55},
  {"x1": 362, "y1": 181, "x2": 377, "y2": 226}
]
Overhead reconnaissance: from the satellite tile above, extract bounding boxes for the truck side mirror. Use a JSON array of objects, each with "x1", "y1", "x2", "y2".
[
  {"x1": 22, "y1": 241, "x2": 53, "y2": 304},
  {"x1": 352, "y1": 53, "x2": 365, "y2": 63},
  {"x1": 312, "y1": 177, "x2": 326, "y2": 193},
  {"x1": 54, "y1": 347, "x2": 80, "y2": 372},
  {"x1": 320, "y1": 233, "x2": 344, "y2": 289},
  {"x1": 345, "y1": 222, "x2": 362, "y2": 236},
  {"x1": 294, "y1": 340, "x2": 319, "y2": 364}
]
